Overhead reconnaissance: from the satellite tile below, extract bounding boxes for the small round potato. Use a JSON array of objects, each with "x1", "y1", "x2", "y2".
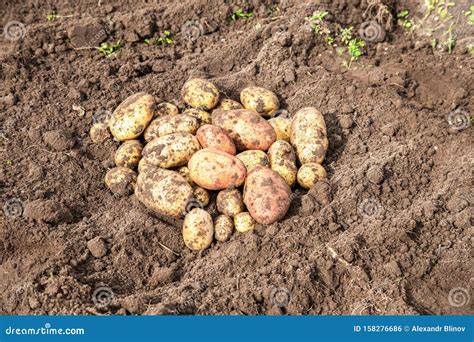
[
  {"x1": 240, "y1": 86, "x2": 279, "y2": 117},
  {"x1": 144, "y1": 114, "x2": 199, "y2": 141},
  {"x1": 177, "y1": 166, "x2": 194, "y2": 186},
  {"x1": 109, "y1": 92, "x2": 155, "y2": 141},
  {"x1": 268, "y1": 117, "x2": 291, "y2": 142},
  {"x1": 267, "y1": 140, "x2": 297, "y2": 187},
  {"x1": 216, "y1": 188, "x2": 244, "y2": 217},
  {"x1": 104, "y1": 167, "x2": 137, "y2": 196},
  {"x1": 115, "y1": 140, "x2": 143, "y2": 169},
  {"x1": 214, "y1": 215, "x2": 234, "y2": 242},
  {"x1": 183, "y1": 108, "x2": 211, "y2": 125},
  {"x1": 183, "y1": 208, "x2": 214, "y2": 251},
  {"x1": 182, "y1": 78, "x2": 220, "y2": 110},
  {"x1": 236, "y1": 150, "x2": 270, "y2": 172},
  {"x1": 234, "y1": 212, "x2": 256, "y2": 233},
  {"x1": 297, "y1": 163, "x2": 327, "y2": 189},
  {"x1": 193, "y1": 186, "x2": 210, "y2": 207},
  {"x1": 216, "y1": 99, "x2": 243, "y2": 110},
  {"x1": 142, "y1": 133, "x2": 200, "y2": 168},
  {"x1": 90, "y1": 122, "x2": 112, "y2": 143},
  {"x1": 155, "y1": 102, "x2": 179, "y2": 117},
  {"x1": 196, "y1": 124, "x2": 236, "y2": 155}
]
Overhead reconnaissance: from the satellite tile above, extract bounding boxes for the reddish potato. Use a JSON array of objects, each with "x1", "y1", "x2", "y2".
[{"x1": 196, "y1": 124, "x2": 236, "y2": 155}]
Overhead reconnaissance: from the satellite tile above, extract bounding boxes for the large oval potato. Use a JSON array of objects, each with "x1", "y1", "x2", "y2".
[
  {"x1": 240, "y1": 86, "x2": 279, "y2": 117},
  {"x1": 212, "y1": 109, "x2": 276, "y2": 151},
  {"x1": 182, "y1": 78, "x2": 220, "y2": 110},
  {"x1": 154, "y1": 102, "x2": 179, "y2": 117},
  {"x1": 235, "y1": 150, "x2": 269, "y2": 172},
  {"x1": 243, "y1": 166, "x2": 292, "y2": 224},
  {"x1": 267, "y1": 140, "x2": 297, "y2": 187},
  {"x1": 290, "y1": 107, "x2": 328, "y2": 164},
  {"x1": 268, "y1": 117, "x2": 291, "y2": 142},
  {"x1": 144, "y1": 114, "x2": 199, "y2": 141},
  {"x1": 142, "y1": 133, "x2": 200, "y2": 168},
  {"x1": 214, "y1": 215, "x2": 234, "y2": 242},
  {"x1": 297, "y1": 163, "x2": 327, "y2": 189},
  {"x1": 109, "y1": 92, "x2": 155, "y2": 141},
  {"x1": 135, "y1": 166, "x2": 193, "y2": 218},
  {"x1": 188, "y1": 148, "x2": 246, "y2": 190},
  {"x1": 183, "y1": 108, "x2": 211, "y2": 125},
  {"x1": 196, "y1": 124, "x2": 236, "y2": 156},
  {"x1": 183, "y1": 208, "x2": 214, "y2": 251},
  {"x1": 115, "y1": 140, "x2": 143, "y2": 169},
  {"x1": 216, "y1": 99, "x2": 243, "y2": 110},
  {"x1": 105, "y1": 167, "x2": 137, "y2": 196},
  {"x1": 234, "y1": 212, "x2": 256, "y2": 233},
  {"x1": 216, "y1": 188, "x2": 244, "y2": 217}
]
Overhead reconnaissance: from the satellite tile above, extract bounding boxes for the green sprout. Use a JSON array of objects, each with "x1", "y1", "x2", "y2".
[
  {"x1": 96, "y1": 40, "x2": 123, "y2": 56},
  {"x1": 397, "y1": 9, "x2": 413, "y2": 29},
  {"x1": 444, "y1": 22, "x2": 456, "y2": 53},
  {"x1": 436, "y1": 0, "x2": 455, "y2": 19},
  {"x1": 339, "y1": 27, "x2": 353, "y2": 45},
  {"x1": 465, "y1": 5, "x2": 474, "y2": 25},
  {"x1": 46, "y1": 12, "x2": 73, "y2": 21},
  {"x1": 145, "y1": 31, "x2": 174, "y2": 45},
  {"x1": 345, "y1": 38, "x2": 365, "y2": 69},
  {"x1": 5, "y1": 159, "x2": 13, "y2": 166},
  {"x1": 306, "y1": 10, "x2": 329, "y2": 33},
  {"x1": 230, "y1": 9, "x2": 253, "y2": 21}
]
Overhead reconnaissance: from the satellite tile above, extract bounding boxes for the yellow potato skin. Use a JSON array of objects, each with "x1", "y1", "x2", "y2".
[
  {"x1": 135, "y1": 167, "x2": 193, "y2": 218},
  {"x1": 109, "y1": 92, "x2": 155, "y2": 141},
  {"x1": 290, "y1": 107, "x2": 328, "y2": 164},
  {"x1": 183, "y1": 208, "x2": 214, "y2": 251},
  {"x1": 236, "y1": 150, "x2": 269, "y2": 172},
  {"x1": 216, "y1": 188, "x2": 244, "y2": 217},
  {"x1": 177, "y1": 166, "x2": 195, "y2": 186},
  {"x1": 104, "y1": 167, "x2": 137, "y2": 196},
  {"x1": 297, "y1": 163, "x2": 327, "y2": 189},
  {"x1": 90, "y1": 122, "x2": 111, "y2": 143},
  {"x1": 234, "y1": 212, "x2": 256, "y2": 233},
  {"x1": 182, "y1": 78, "x2": 220, "y2": 110},
  {"x1": 183, "y1": 108, "x2": 211, "y2": 125},
  {"x1": 193, "y1": 186, "x2": 210, "y2": 207},
  {"x1": 268, "y1": 117, "x2": 291, "y2": 142},
  {"x1": 155, "y1": 102, "x2": 179, "y2": 117},
  {"x1": 142, "y1": 133, "x2": 200, "y2": 169},
  {"x1": 267, "y1": 140, "x2": 297, "y2": 187},
  {"x1": 138, "y1": 158, "x2": 153, "y2": 174},
  {"x1": 214, "y1": 215, "x2": 234, "y2": 242},
  {"x1": 144, "y1": 114, "x2": 199, "y2": 141},
  {"x1": 240, "y1": 86, "x2": 279, "y2": 117},
  {"x1": 216, "y1": 99, "x2": 243, "y2": 110},
  {"x1": 115, "y1": 140, "x2": 143, "y2": 169}
]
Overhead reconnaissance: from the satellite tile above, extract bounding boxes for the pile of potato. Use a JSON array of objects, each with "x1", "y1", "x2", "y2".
[{"x1": 91, "y1": 79, "x2": 328, "y2": 252}]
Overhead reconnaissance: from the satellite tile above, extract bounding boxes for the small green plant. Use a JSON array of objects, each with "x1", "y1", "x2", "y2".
[
  {"x1": 96, "y1": 40, "x2": 123, "y2": 56},
  {"x1": 339, "y1": 27, "x2": 353, "y2": 45},
  {"x1": 443, "y1": 22, "x2": 456, "y2": 53},
  {"x1": 46, "y1": 12, "x2": 73, "y2": 21},
  {"x1": 436, "y1": 0, "x2": 455, "y2": 19},
  {"x1": 145, "y1": 31, "x2": 174, "y2": 46},
  {"x1": 465, "y1": 5, "x2": 474, "y2": 25},
  {"x1": 5, "y1": 159, "x2": 13, "y2": 166},
  {"x1": 397, "y1": 9, "x2": 413, "y2": 29},
  {"x1": 344, "y1": 38, "x2": 365, "y2": 69},
  {"x1": 230, "y1": 9, "x2": 253, "y2": 21},
  {"x1": 306, "y1": 10, "x2": 329, "y2": 33}
]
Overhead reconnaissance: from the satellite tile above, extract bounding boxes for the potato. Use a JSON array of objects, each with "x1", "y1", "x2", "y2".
[
  {"x1": 297, "y1": 163, "x2": 327, "y2": 189},
  {"x1": 155, "y1": 102, "x2": 179, "y2": 117},
  {"x1": 193, "y1": 186, "x2": 210, "y2": 207},
  {"x1": 90, "y1": 122, "x2": 111, "y2": 143},
  {"x1": 240, "y1": 86, "x2": 279, "y2": 117},
  {"x1": 135, "y1": 166, "x2": 193, "y2": 218},
  {"x1": 183, "y1": 108, "x2": 211, "y2": 125},
  {"x1": 142, "y1": 133, "x2": 200, "y2": 169},
  {"x1": 267, "y1": 140, "x2": 297, "y2": 187},
  {"x1": 290, "y1": 107, "x2": 328, "y2": 164},
  {"x1": 188, "y1": 148, "x2": 246, "y2": 190},
  {"x1": 183, "y1": 208, "x2": 214, "y2": 251},
  {"x1": 216, "y1": 99, "x2": 243, "y2": 110},
  {"x1": 138, "y1": 158, "x2": 153, "y2": 174},
  {"x1": 216, "y1": 188, "x2": 244, "y2": 217},
  {"x1": 214, "y1": 215, "x2": 234, "y2": 242},
  {"x1": 236, "y1": 150, "x2": 269, "y2": 172},
  {"x1": 212, "y1": 109, "x2": 276, "y2": 151},
  {"x1": 182, "y1": 78, "x2": 220, "y2": 110},
  {"x1": 196, "y1": 124, "x2": 236, "y2": 156},
  {"x1": 243, "y1": 166, "x2": 292, "y2": 224},
  {"x1": 144, "y1": 114, "x2": 199, "y2": 141},
  {"x1": 234, "y1": 212, "x2": 256, "y2": 233},
  {"x1": 268, "y1": 117, "x2": 291, "y2": 142},
  {"x1": 104, "y1": 167, "x2": 137, "y2": 196},
  {"x1": 109, "y1": 92, "x2": 155, "y2": 141},
  {"x1": 177, "y1": 166, "x2": 194, "y2": 186},
  {"x1": 115, "y1": 140, "x2": 143, "y2": 169}
]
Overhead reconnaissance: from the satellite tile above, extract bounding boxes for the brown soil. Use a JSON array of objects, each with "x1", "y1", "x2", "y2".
[{"x1": 1, "y1": 0, "x2": 472, "y2": 315}]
